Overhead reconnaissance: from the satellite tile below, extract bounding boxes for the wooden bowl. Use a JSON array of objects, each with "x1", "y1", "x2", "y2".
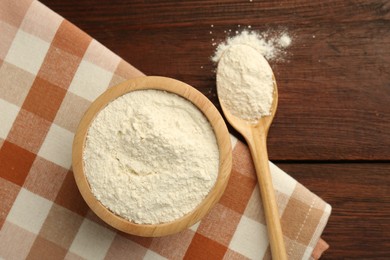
[{"x1": 72, "y1": 76, "x2": 232, "y2": 237}]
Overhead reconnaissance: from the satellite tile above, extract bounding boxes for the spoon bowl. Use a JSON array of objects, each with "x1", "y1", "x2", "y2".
[
  {"x1": 219, "y1": 77, "x2": 278, "y2": 137},
  {"x1": 217, "y1": 67, "x2": 287, "y2": 259}
]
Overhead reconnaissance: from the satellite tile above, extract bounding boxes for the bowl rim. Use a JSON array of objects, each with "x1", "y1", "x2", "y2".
[{"x1": 72, "y1": 76, "x2": 232, "y2": 237}]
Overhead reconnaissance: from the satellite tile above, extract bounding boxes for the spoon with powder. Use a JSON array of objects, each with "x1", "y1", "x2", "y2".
[{"x1": 216, "y1": 44, "x2": 287, "y2": 259}]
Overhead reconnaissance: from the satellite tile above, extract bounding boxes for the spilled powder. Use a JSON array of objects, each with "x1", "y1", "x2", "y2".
[{"x1": 212, "y1": 30, "x2": 292, "y2": 62}]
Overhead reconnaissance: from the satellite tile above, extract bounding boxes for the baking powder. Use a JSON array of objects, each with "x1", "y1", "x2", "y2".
[
  {"x1": 213, "y1": 30, "x2": 291, "y2": 121},
  {"x1": 83, "y1": 90, "x2": 219, "y2": 224},
  {"x1": 217, "y1": 44, "x2": 275, "y2": 121}
]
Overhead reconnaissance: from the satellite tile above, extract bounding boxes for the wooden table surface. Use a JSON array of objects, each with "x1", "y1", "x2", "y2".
[{"x1": 41, "y1": 0, "x2": 390, "y2": 258}]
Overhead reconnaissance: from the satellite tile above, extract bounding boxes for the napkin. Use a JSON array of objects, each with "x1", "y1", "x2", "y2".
[{"x1": 0, "y1": 0, "x2": 331, "y2": 259}]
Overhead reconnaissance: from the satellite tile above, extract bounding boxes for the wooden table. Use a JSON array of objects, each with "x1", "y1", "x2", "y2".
[{"x1": 41, "y1": 0, "x2": 390, "y2": 258}]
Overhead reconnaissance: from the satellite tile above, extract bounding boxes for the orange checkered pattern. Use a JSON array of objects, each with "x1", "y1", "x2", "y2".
[{"x1": 0, "y1": 0, "x2": 331, "y2": 259}]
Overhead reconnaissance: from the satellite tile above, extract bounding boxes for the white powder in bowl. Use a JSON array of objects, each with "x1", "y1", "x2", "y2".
[
  {"x1": 83, "y1": 90, "x2": 219, "y2": 224},
  {"x1": 216, "y1": 44, "x2": 275, "y2": 121}
]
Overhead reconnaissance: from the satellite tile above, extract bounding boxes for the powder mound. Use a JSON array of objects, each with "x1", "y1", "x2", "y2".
[
  {"x1": 217, "y1": 44, "x2": 274, "y2": 121},
  {"x1": 212, "y1": 30, "x2": 292, "y2": 62},
  {"x1": 278, "y1": 32, "x2": 292, "y2": 48},
  {"x1": 83, "y1": 90, "x2": 219, "y2": 224},
  {"x1": 213, "y1": 29, "x2": 292, "y2": 121}
]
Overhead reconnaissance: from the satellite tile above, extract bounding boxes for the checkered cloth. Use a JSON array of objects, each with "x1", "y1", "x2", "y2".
[{"x1": 0, "y1": 0, "x2": 331, "y2": 259}]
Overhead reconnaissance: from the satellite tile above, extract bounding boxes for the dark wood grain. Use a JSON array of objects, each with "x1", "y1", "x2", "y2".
[
  {"x1": 41, "y1": 0, "x2": 390, "y2": 160},
  {"x1": 277, "y1": 163, "x2": 390, "y2": 258},
  {"x1": 39, "y1": 0, "x2": 390, "y2": 258}
]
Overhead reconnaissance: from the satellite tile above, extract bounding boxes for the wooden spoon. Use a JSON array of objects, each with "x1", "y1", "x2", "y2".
[{"x1": 217, "y1": 70, "x2": 287, "y2": 258}]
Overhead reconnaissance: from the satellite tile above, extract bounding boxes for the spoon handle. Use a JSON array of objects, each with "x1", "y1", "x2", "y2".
[{"x1": 246, "y1": 126, "x2": 287, "y2": 260}]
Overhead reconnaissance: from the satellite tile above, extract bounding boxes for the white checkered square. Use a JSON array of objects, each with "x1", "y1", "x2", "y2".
[
  {"x1": 5, "y1": 30, "x2": 50, "y2": 75},
  {"x1": 189, "y1": 221, "x2": 201, "y2": 232},
  {"x1": 143, "y1": 250, "x2": 168, "y2": 260},
  {"x1": 68, "y1": 60, "x2": 113, "y2": 101},
  {"x1": 229, "y1": 134, "x2": 238, "y2": 148},
  {"x1": 270, "y1": 162, "x2": 297, "y2": 196},
  {"x1": 69, "y1": 218, "x2": 116, "y2": 259},
  {"x1": 303, "y1": 245, "x2": 315, "y2": 259},
  {"x1": 6, "y1": 188, "x2": 52, "y2": 234},
  {"x1": 0, "y1": 98, "x2": 20, "y2": 139},
  {"x1": 38, "y1": 123, "x2": 74, "y2": 169},
  {"x1": 229, "y1": 216, "x2": 269, "y2": 259}
]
